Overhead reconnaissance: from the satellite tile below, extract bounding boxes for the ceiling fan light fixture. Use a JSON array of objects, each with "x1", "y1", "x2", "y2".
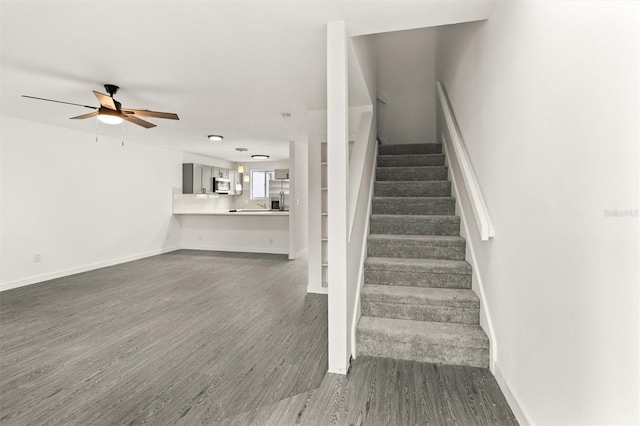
[
  {"x1": 251, "y1": 154, "x2": 269, "y2": 160},
  {"x1": 208, "y1": 135, "x2": 224, "y2": 141},
  {"x1": 97, "y1": 109, "x2": 123, "y2": 125}
]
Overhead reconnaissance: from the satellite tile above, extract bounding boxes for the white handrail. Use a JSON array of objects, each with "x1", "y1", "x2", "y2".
[
  {"x1": 437, "y1": 81, "x2": 494, "y2": 241},
  {"x1": 348, "y1": 109, "x2": 374, "y2": 242}
]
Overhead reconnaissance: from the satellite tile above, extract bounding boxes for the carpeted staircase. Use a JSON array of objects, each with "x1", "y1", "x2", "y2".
[{"x1": 356, "y1": 143, "x2": 490, "y2": 368}]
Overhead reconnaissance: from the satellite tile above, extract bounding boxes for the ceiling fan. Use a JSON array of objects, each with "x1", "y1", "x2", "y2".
[{"x1": 22, "y1": 84, "x2": 179, "y2": 128}]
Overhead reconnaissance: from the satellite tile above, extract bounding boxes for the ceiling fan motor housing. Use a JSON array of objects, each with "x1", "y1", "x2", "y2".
[{"x1": 104, "y1": 84, "x2": 119, "y2": 97}]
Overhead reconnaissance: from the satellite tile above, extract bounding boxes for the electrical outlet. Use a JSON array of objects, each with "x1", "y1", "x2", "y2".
[
  {"x1": 198, "y1": 236, "x2": 203, "y2": 242},
  {"x1": 166, "y1": 233, "x2": 170, "y2": 241},
  {"x1": 269, "y1": 238, "x2": 274, "y2": 245},
  {"x1": 34, "y1": 253, "x2": 41, "y2": 262}
]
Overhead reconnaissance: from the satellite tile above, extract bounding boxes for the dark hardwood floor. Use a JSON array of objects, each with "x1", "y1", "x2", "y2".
[{"x1": 0, "y1": 250, "x2": 517, "y2": 425}]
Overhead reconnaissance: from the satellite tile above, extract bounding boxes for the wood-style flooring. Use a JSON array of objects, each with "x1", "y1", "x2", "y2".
[{"x1": 0, "y1": 250, "x2": 517, "y2": 425}]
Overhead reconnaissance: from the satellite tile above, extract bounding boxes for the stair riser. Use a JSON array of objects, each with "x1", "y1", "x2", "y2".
[
  {"x1": 361, "y1": 301, "x2": 479, "y2": 324},
  {"x1": 379, "y1": 144, "x2": 442, "y2": 155},
  {"x1": 370, "y1": 220, "x2": 460, "y2": 236},
  {"x1": 376, "y1": 167, "x2": 448, "y2": 182},
  {"x1": 374, "y1": 182, "x2": 451, "y2": 197},
  {"x1": 356, "y1": 332, "x2": 489, "y2": 368},
  {"x1": 377, "y1": 155, "x2": 445, "y2": 167},
  {"x1": 367, "y1": 244, "x2": 465, "y2": 260},
  {"x1": 364, "y1": 270, "x2": 471, "y2": 289},
  {"x1": 372, "y1": 201, "x2": 455, "y2": 215}
]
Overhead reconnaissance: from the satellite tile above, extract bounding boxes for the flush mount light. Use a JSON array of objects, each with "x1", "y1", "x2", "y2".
[
  {"x1": 97, "y1": 109, "x2": 123, "y2": 125},
  {"x1": 251, "y1": 154, "x2": 269, "y2": 160},
  {"x1": 281, "y1": 113, "x2": 292, "y2": 119},
  {"x1": 208, "y1": 135, "x2": 224, "y2": 141}
]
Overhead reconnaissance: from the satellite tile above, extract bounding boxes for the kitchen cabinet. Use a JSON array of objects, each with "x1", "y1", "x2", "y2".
[
  {"x1": 202, "y1": 166, "x2": 213, "y2": 194},
  {"x1": 183, "y1": 163, "x2": 207, "y2": 194},
  {"x1": 213, "y1": 167, "x2": 229, "y2": 179},
  {"x1": 184, "y1": 164, "x2": 240, "y2": 195},
  {"x1": 229, "y1": 170, "x2": 242, "y2": 195}
]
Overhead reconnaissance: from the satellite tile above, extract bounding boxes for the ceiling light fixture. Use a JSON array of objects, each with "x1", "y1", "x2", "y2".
[
  {"x1": 281, "y1": 113, "x2": 292, "y2": 119},
  {"x1": 251, "y1": 154, "x2": 269, "y2": 160},
  {"x1": 208, "y1": 135, "x2": 224, "y2": 141},
  {"x1": 97, "y1": 109, "x2": 123, "y2": 125},
  {"x1": 236, "y1": 147, "x2": 248, "y2": 174}
]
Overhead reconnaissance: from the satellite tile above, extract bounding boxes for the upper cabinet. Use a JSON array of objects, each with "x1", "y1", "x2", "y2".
[
  {"x1": 182, "y1": 163, "x2": 238, "y2": 195},
  {"x1": 213, "y1": 167, "x2": 229, "y2": 179}
]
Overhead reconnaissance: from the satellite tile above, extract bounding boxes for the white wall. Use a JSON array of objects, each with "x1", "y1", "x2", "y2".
[
  {"x1": 0, "y1": 115, "x2": 182, "y2": 291},
  {"x1": 436, "y1": 2, "x2": 639, "y2": 425},
  {"x1": 376, "y1": 27, "x2": 437, "y2": 144}
]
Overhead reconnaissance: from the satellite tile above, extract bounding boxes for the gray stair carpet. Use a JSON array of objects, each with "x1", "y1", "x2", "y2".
[{"x1": 357, "y1": 142, "x2": 490, "y2": 368}]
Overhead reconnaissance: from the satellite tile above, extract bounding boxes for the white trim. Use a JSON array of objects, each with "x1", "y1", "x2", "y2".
[
  {"x1": 296, "y1": 247, "x2": 309, "y2": 258},
  {"x1": 0, "y1": 246, "x2": 181, "y2": 292},
  {"x1": 444, "y1": 139, "x2": 497, "y2": 371},
  {"x1": 350, "y1": 143, "x2": 378, "y2": 359},
  {"x1": 494, "y1": 364, "x2": 533, "y2": 426},
  {"x1": 307, "y1": 285, "x2": 328, "y2": 295},
  {"x1": 437, "y1": 81, "x2": 494, "y2": 241},
  {"x1": 180, "y1": 244, "x2": 289, "y2": 255}
]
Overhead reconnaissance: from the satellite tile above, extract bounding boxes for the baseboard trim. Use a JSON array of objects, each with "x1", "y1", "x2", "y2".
[
  {"x1": 494, "y1": 364, "x2": 532, "y2": 426},
  {"x1": 180, "y1": 244, "x2": 289, "y2": 255},
  {"x1": 0, "y1": 246, "x2": 182, "y2": 293},
  {"x1": 306, "y1": 285, "x2": 328, "y2": 295}
]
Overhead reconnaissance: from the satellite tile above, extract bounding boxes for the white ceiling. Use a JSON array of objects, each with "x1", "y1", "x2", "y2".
[{"x1": 0, "y1": 0, "x2": 493, "y2": 163}]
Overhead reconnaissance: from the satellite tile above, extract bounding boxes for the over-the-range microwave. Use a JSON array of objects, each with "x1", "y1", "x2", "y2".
[{"x1": 213, "y1": 177, "x2": 231, "y2": 194}]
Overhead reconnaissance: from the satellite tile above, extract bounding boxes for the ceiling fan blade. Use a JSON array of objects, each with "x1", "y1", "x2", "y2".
[
  {"x1": 122, "y1": 109, "x2": 179, "y2": 120},
  {"x1": 93, "y1": 91, "x2": 117, "y2": 110},
  {"x1": 123, "y1": 114, "x2": 156, "y2": 129},
  {"x1": 22, "y1": 95, "x2": 97, "y2": 110},
  {"x1": 70, "y1": 111, "x2": 99, "y2": 120}
]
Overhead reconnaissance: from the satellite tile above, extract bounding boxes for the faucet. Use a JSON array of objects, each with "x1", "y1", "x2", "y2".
[{"x1": 257, "y1": 202, "x2": 267, "y2": 209}]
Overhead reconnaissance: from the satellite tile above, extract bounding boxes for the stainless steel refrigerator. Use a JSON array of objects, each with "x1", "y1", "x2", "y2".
[{"x1": 269, "y1": 179, "x2": 289, "y2": 211}]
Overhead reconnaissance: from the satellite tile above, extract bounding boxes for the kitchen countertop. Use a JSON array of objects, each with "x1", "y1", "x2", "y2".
[{"x1": 173, "y1": 210, "x2": 289, "y2": 216}]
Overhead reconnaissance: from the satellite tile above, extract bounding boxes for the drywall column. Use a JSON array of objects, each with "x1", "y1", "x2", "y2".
[{"x1": 327, "y1": 21, "x2": 349, "y2": 374}]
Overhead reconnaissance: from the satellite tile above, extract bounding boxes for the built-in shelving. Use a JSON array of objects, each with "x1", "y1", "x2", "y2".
[{"x1": 321, "y1": 142, "x2": 328, "y2": 290}]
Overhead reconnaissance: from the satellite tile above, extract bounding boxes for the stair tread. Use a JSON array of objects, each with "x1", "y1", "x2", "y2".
[
  {"x1": 368, "y1": 234, "x2": 465, "y2": 246},
  {"x1": 362, "y1": 284, "x2": 479, "y2": 307},
  {"x1": 358, "y1": 316, "x2": 489, "y2": 348},
  {"x1": 373, "y1": 197, "x2": 455, "y2": 202},
  {"x1": 371, "y1": 214, "x2": 459, "y2": 221},
  {"x1": 365, "y1": 257, "x2": 471, "y2": 273},
  {"x1": 376, "y1": 165, "x2": 447, "y2": 169},
  {"x1": 378, "y1": 154, "x2": 444, "y2": 159}
]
